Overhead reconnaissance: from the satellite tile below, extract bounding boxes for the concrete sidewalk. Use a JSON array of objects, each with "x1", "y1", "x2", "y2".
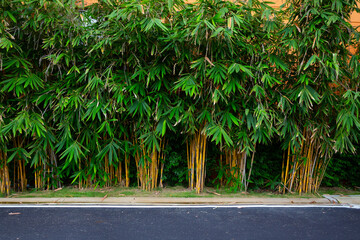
[
  {"x1": 323, "y1": 194, "x2": 360, "y2": 205},
  {"x1": 0, "y1": 196, "x2": 338, "y2": 205},
  {"x1": 1, "y1": 195, "x2": 359, "y2": 206}
]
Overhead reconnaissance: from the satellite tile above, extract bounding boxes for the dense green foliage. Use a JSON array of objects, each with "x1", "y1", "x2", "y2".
[
  {"x1": 1, "y1": 0, "x2": 359, "y2": 194},
  {"x1": 323, "y1": 144, "x2": 360, "y2": 187}
]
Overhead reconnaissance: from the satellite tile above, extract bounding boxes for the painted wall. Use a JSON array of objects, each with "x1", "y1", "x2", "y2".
[
  {"x1": 80, "y1": 0, "x2": 359, "y2": 26},
  {"x1": 78, "y1": 0, "x2": 98, "y2": 6},
  {"x1": 270, "y1": 0, "x2": 360, "y2": 26}
]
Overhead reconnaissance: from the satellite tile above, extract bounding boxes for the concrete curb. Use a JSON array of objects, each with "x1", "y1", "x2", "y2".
[
  {"x1": 0, "y1": 197, "x2": 333, "y2": 205},
  {"x1": 323, "y1": 195, "x2": 360, "y2": 205},
  {"x1": 323, "y1": 195, "x2": 340, "y2": 204}
]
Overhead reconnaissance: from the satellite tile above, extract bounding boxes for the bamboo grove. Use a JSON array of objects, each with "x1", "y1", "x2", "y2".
[{"x1": 1, "y1": 0, "x2": 360, "y2": 195}]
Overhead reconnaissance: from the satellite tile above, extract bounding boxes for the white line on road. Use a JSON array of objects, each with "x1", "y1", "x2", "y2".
[{"x1": 0, "y1": 204, "x2": 359, "y2": 209}]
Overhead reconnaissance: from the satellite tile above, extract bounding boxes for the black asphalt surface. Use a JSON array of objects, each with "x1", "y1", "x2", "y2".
[{"x1": 0, "y1": 206, "x2": 359, "y2": 240}]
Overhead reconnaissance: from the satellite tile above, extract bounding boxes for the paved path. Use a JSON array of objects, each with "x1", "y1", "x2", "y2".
[
  {"x1": 2, "y1": 195, "x2": 360, "y2": 206},
  {"x1": 0, "y1": 206, "x2": 359, "y2": 240},
  {"x1": 1, "y1": 195, "x2": 359, "y2": 207},
  {"x1": 323, "y1": 194, "x2": 360, "y2": 205},
  {"x1": 0, "y1": 196, "x2": 335, "y2": 205}
]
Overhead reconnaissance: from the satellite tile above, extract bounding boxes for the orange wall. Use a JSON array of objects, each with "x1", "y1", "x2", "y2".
[
  {"x1": 80, "y1": 0, "x2": 359, "y2": 26},
  {"x1": 271, "y1": 0, "x2": 359, "y2": 26},
  {"x1": 351, "y1": 11, "x2": 360, "y2": 26},
  {"x1": 270, "y1": 0, "x2": 286, "y2": 7},
  {"x1": 77, "y1": 0, "x2": 97, "y2": 6},
  {"x1": 173, "y1": 0, "x2": 286, "y2": 7}
]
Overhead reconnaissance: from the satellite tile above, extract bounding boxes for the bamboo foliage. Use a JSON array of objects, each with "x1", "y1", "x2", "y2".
[
  {"x1": 277, "y1": 0, "x2": 360, "y2": 193},
  {"x1": 0, "y1": 0, "x2": 284, "y2": 194},
  {"x1": 0, "y1": 0, "x2": 359, "y2": 196}
]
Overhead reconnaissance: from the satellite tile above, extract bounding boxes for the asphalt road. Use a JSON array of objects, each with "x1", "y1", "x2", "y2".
[{"x1": 0, "y1": 206, "x2": 359, "y2": 240}]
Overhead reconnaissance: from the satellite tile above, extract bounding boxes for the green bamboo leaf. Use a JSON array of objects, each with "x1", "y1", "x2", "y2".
[
  {"x1": 228, "y1": 63, "x2": 253, "y2": 77},
  {"x1": 269, "y1": 55, "x2": 288, "y2": 71},
  {"x1": 210, "y1": 27, "x2": 224, "y2": 38},
  {"x1": 168, "y1": 0, "x2": 174, "y2": 11},
  {"x1": 153, "y1": 18, "x2": 168, "y2": 32},
  {"x1": 5, "y1": 11, "x2": 17, "y2": 23},
  {"x1": 303, "y1": 55, "x2": 318, "y2": 70},
  {"x1": 54, "y1": 0, "x2": 64, "y2": 8}
]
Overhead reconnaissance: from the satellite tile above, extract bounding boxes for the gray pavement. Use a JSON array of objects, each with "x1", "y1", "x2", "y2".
[
  {"x1": 1, "y1": 206, "x2": 360, "y2": 240},
  {"x1": 1, "y1": 195, "x2": 359, "y2": 239}
]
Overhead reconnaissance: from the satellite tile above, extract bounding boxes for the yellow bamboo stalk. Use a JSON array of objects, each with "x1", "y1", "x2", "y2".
[
  {"x1": 23, "y1": 160, "x2": 27, "y2": 191},
  {"x1": 1, "y1": 166, "x2": 5, "y2": 193},
  {"x1": 197, "y1": 132, "x2": 202, "y2": 193},
  {"x1": 17, "y1": 161, "x2": 20, "y2": 191},
  {"x1": 280, "y1": 151, "x2": 285, "y2": 193},
  {"x1": 186, "y1": 139, "x2": 190, "y2": 187},
  {"x1": 159, "y1": 139, "x2": 165, "y2": 188},
  {"x1": 197, "y1": 133, "x2": 201, "y2": 193},
  {"x1": 300, "y1": 127, "x2": 306, "y2": 156},
  {"x1": 152, "y1": 152, "x2": 155, "y2": 189},
  {"x1": 143, "y1": 146, "x2": 147, "y2": 190},
  {"x1": 305, "y1": 143, "x2": 312, "y2": 193},
  {"x1": 35, "y1": 163, "x2": 38, "y2": 189},
  {"x1": 19, "y1": 160, "x2": 23, "y2": 191},
  {"x1": 313, "y1": 155, "x2": 319, "y2": 192},
  {"x1": 119, "y1": 162, "x2": 122, "y2": 184},
  {"x1": 152, "y1": 150, "x2": 156, "y2": 189},
  {"x1": 13, "y1": 160, "x2": 16, "y2": 191},
  {"x1": 201, "y1": 133, "x2": 206, "y2": 192},
  {"x1": 0, "y1": 152, "x2": 11, "y2": 195},
  {"x1": 0, "y1": 151, "x2": 10, "y2": 195},
  {"x1": 125, "y1": 154, "x2": 130, "y2": 187},
  {"x1": 195, "y1": 136, "x2": 199, "y2": 193},
  {"x1": 78, "y1": 160, "x2": 82, "y2": 189},
  {"x1": 7, "y1": 165, "x2": 10, "y2": 195},
  {"x1": 36, "y1": 167, "x2": 39, "y2": 190},
  {"x1": 288, "y1": 148, "x2": 297, "y2": 193},
  {"x1": 283, "y1": 145, "x2": 291, "y2": 193},
  {"x1": 38, "y1": 163, "x2": 41, "y2": 189},
  {"x1": 46, "y1": 165, "x2": 50, "y2": 190},
  {"x1": 190, "y1": 138, "x2": 195, "y2": 190}
]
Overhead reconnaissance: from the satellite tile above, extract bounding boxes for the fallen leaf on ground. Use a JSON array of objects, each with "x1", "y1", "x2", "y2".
[
  {"x1": 54, "y1": 188, "x2": 63, "y2": 192},
  {"x1": 9, "y1": 212, "x2": 21, "y2": 215},
  {"x1": 101, "y1": 194, "x2": 108, "y2": 201},
  {"x1": 206, "y1": 190, "x2": 221, "y2": 196}
]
